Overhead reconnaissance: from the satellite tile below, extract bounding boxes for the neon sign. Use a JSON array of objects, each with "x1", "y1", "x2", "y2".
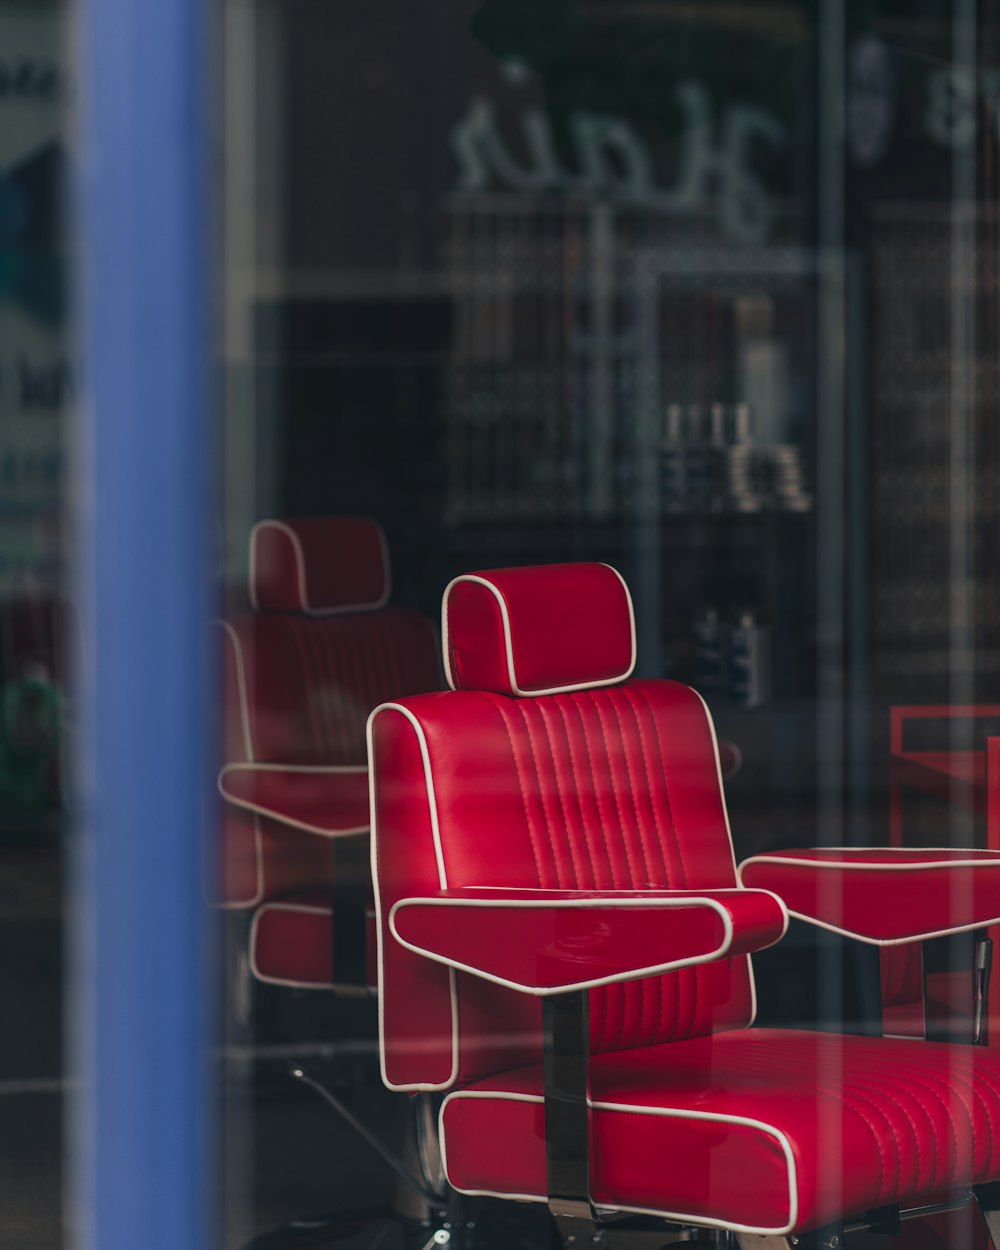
[{"x1": 451, "y1": 70, "x2": 786, "y2": 244}]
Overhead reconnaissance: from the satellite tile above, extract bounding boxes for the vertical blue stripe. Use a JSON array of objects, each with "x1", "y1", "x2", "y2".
[{"x1": 74, "y1": 0, "x2": 214, "y2": 1246}]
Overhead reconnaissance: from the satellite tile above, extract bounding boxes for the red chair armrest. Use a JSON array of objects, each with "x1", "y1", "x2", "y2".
[
  {"x1": 218, "y1": 763, "x2": 370, "y2": 837},
  {"x1": 739, "y1": 847, "x2": 1000, "y2": 944},
  {"x1": 387, "y1": 886, "x2": 787, "y2": 995}
]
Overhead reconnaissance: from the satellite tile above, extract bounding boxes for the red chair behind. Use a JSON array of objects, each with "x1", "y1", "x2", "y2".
[{"x1": 216, "y1": 516, "x2": 440, "y2": 991}]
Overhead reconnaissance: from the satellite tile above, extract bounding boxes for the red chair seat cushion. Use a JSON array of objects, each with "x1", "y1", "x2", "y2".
[
  {"x1": 441, "y1": 1028, "x2": 1000, "y2": 1237},
  {"x1": 251, "y1": 896, "x2": 335, "y2": 987},
  {"x1": 250, "y1": 892, "x2": 376, "y2": 990}
]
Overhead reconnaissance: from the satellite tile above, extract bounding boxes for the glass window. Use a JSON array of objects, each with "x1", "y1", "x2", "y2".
[
  {"x1": 213, "y1": 1, "x2": 1000, "y2": 1243},
  {"x1": 7, "y1": 2, "x2": 1000, "y2": 1247}
]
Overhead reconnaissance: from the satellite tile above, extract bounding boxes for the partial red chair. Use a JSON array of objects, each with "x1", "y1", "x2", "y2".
[
  {"x1": 215, "y1": 516, "x2": 441, "y2": 997},
  {"x1": 889, "y1": 704, "x2": 1000, "y2": 852},
  {"x1": 369, "y1": 561, "x2": 1000, "y2": 1249},
  {"x1": 881, "y1": 704, "x2": 1000, "y2": 1045},
  {"x1": 214, "y1": 517, "x2": 448, "y2": 1248}
]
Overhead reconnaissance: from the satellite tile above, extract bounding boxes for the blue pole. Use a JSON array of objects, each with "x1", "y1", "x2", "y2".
[{"x1": 74, "y1": 0, "x2": 214, "y2": 1245}]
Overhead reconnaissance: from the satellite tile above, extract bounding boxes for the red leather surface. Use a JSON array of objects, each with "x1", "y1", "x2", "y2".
[
  {"x1": 390, "y1": 887, "x2": 786, "y2": 992},
  {"x1": 251, "y1": 516, "x2": 388, "y2": 613},
  {"x1": 880, "y1": 944, "x2": 928, "y2": 1039},
  {"x1": 739, "y1": 847, "x2": 1000, "y2": 943},
  {"x1": 240, "y1": 609, "x2": 440, "y2": 766},
  {"x1": 442, "y1": 1028, "x2": 1000, "y2": 1235},
  {"x1": 217, "y1": 605, "x2": 439, "y2": 909},
  {"x1": 444, "y1": 563, "x2": 633, "y2": 695},
  {"x1": 891, "y1": 751, "x2": 988, "y2": 816},
  {"x1": 252, "y1": 895, "x2": 335, "y2": 986},
  {"x1": 220, "y1": 765, "x2": 370, "y2": 836},
  {"x1": 250, "y1": 895, "x2": 377, "y2": 991},
  {"x1": 371, "y1": 679, "x2": 754, "y2": 1089},
  {"x1": 259, "y1": 826, "x2": 334, "y2": 907}
]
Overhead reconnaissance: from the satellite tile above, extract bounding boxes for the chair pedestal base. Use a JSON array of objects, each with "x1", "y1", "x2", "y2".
[
  {"x1": 976, "y1": 1183, "x2": 1000, "y2": 1249},
  {"x1": 734, "y1": 1239, "x2": 792, "y2": 1250},
  {"x1": 244, "y1": 1212, "x2": 408, "y2": 1250}
]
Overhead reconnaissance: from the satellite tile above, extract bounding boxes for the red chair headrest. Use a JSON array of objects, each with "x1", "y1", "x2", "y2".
[
  {"x1": 443, "y1": 562, "x2": 636, "y2": 696},
  {"x1": 249, "y1": 517, "x2": 391, "y2": 614}
]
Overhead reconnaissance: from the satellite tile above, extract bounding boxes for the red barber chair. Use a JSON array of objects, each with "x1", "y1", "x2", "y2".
[
  {"x1": 215, "y1": 517, "x2": 446, "y2": 1247},
  {"x1": 369, "y1": 561, "x2": 1000, "y2": 1249}
]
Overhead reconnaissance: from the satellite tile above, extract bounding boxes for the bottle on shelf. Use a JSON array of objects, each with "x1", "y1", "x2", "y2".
[
  {"x1": 723, "y1": 402, "x2": 760, "y2": 513},
  {"x1": 736, "y1": 295, "x2": 790, "y2": 444},
  {"x1": 658, "y1": 393, "x2": 811, "y2": 515},
  {"x1": 685, "y1": 403, "x2": 713, "y2": 509},
  {"x1": 692, "y1": 606, "x2": 725, "y2": 697},
  {"x1": 772, "y1": 443, "x2": 813, "y2": 513},
  {"x1": 729, "y1": 609, "x2": 770, "y2": 708},
  {"x1": 660, "y1": 403, "x2": 686, "y2": 511}
]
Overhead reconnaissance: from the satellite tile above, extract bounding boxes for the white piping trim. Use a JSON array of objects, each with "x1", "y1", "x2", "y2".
[
  {"x1": 249, "y1": 901, "x2": 339, "y2": 990},
  {"x1": 367, "y1": 703, "x2": 459, "y2": 1092},
  {"x1": 747, "y1": 947, "x2": 759, "y2": 1028},
  {"x1": 223, "y1": 763, "x2": 369, "y2": 775},
  {"x1": 738, "y1": 851, "x2": 1000, "y2": 946},
  {"x1": 218, "y1": 762, "x2": 371, "y2": 838},
  {"x1": 214, "y1": 619, "x2": 264, "y2": 909},
  {"x1": 438, "y1": 1092, "x2": 546, "y2": 1206},
  {"x1": 755, "y1": 911, "x2": 1000, "y2": 948},
  {"x1": 388, "y1": 891, "x2": 788, "y2": 996},
  {"x1": 690, "y1": 685, "x2": 758, "y2": 1026},
  {"x1": 690, "y1": 687, "x2": 739, "y2": 877},
  {"x1": 249, "y1": 518, "x2": 392, "y2": 617},
  {"x1": 441, "y1": 565, "x2": 637, "y2": 696},
  {"x1": 217, "y1": 620, "x2": 255, "y2": 762},
  {"x1": 741, "y1": 849, "x2": 1000, "y2": 870},
  {"x1": 438, "y1": 1089, "x2": 798, "y2": 1236}
]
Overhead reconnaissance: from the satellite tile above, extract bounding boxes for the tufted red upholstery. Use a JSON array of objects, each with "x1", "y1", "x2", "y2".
[
  {"x1": 370, "y1": 560, "x2": 1000, "y2": 1238},
  {"x1": 217, "y1": 517, "x2": 439, "y2": 991},
  {"x1": 371, "y1": 679, "x2": 754, "y2": 1090},
  {"x1": 442, "y1": 1030, "x2": 1000, "y2": 1235},
  {"x1": 228, "y1": 610, "x2": 439, "y2": 770},
  {"x1": 218, "y1": 608, "x2": 440, "y2": 912}
]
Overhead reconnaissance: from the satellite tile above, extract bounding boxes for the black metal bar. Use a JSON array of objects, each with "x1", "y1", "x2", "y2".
[
  {"x1": 542, "y1": 991, "x2": 593, "y2": 1228},
  {"x1": 975, "y1": 937, "x2": 993, "y2": 1046},
  {"x1": 865, "y1": 1203, "x2": 900, "y2": 1235},
  {"x1": 331, "y1": 883, "x2": 369, "y2": 988},
  {"x1": 287, "y1": 1064, "x2": 438, "y2": 1208},
  {"x1": 845, "y1": 1192, "x2": 971, "y2": 1233}
]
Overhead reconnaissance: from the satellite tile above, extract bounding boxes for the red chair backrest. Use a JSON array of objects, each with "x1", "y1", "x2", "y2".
[{"x1": 370, "y1": 562, "x2": 751, "y2": 1092}]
